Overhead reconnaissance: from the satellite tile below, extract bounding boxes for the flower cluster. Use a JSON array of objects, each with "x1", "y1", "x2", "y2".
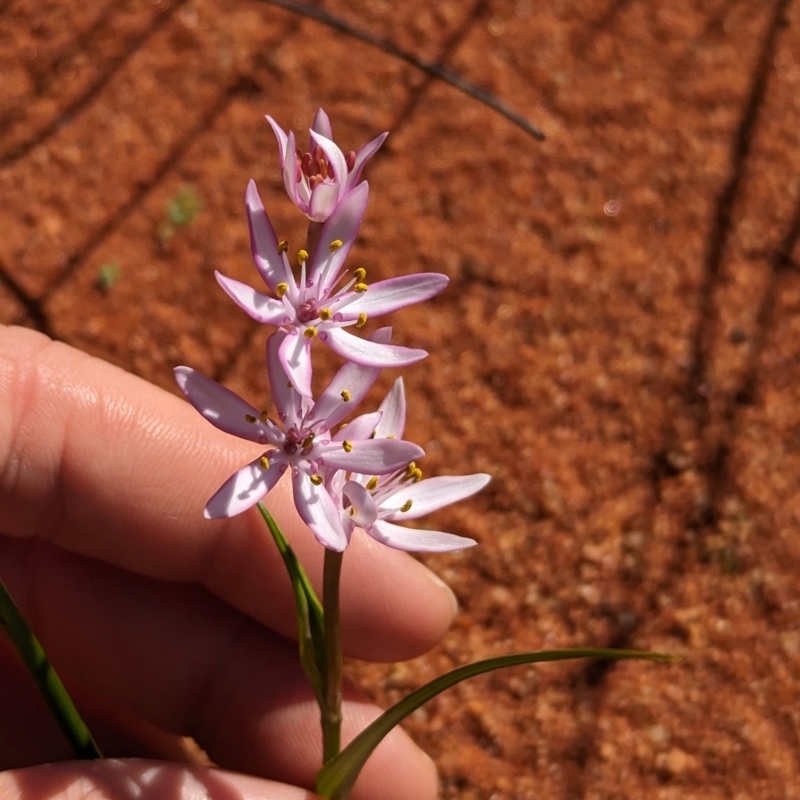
[{"x1": 176, "y1": 110, "x2": 488, "y2": 552}]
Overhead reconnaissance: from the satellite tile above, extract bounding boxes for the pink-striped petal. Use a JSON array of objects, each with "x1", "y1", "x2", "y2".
[
  {"x1": 368, "y1": 519, "x2": 477, "y2": 553},
  {"x1": 281, "y1": 131, "x2": 307, "y2": 208},
  {"x1": 293, "y1": 472, "x2": 349, "y2": 551},
  {"x1": 309, "y1": 130, "x2": 348, "y2": 187},
  {"x1": 382, "y1": 474, "x2": 491, "y2": 521},
  {"x1": 278, "y1": 329, "x2": 313, "y2": 397},
  {"x1": 312, "y1": 182, "x2": 370, "y2": 294},
  {"x1": 308, "y1": 182, "x2": 341, "y2": 223},
  {"x1": 266, "y1": 115, "x2": 289, "y2": 162},
  {"x1": 325, "y1": 327, "x2": 428, "y2": 367},
  {"x1": 341, "y1": 273, "x2": 449, "y2": 318},
  {"x1": 349, "y1": 131, "x2": 388, "y2": 185},
  {"x1": 204, "y1": 456, "x2": 282, "y2": 519},
  {"x1": 311, "y1": 330, "x2": 391, "y2": 427},
  {"x1": 174, "y1": 367, "x2": 279, "y2": 445},
  {"x1": 266, "y1": 331, "x2": 297, "y2": 421},
  {"x1": 331, "y1": 411, "x2": 382, "y2": 443},
  {"x1": 215, "y1": 272, "x2": 287, "y2": 325},
  {"x1": 320, "y1": 439, "x2": 423, "y2": 474},
  {"x1": 310, "y1": 108, "x2": 333, "y2": 141},
  {"x1": 342, "y1": 480, "x2": 378, "y2": 528},
  {"x1": 375, "y1": 377, "x2": 406, "y2": 439},
  {"x1": 245, "y1": 180, "x2": 286, "y2": 291}
]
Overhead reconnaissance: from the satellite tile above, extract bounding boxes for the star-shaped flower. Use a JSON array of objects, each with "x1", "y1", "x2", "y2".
[
  {"x1": 332, "y1": 378, "x2": 490, "y2": 552},
  {"x1": 174, "y1": 330, "x2": 423, "y2": 550},
  {"x1": 267, "y1": 108, "x2": 388, "y2": 222},
  {"x1": 215, "y1": 180, "x2": 449, "y2": 396}
]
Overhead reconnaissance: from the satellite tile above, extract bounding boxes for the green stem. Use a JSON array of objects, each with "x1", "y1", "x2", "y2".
[
  {"x1": 0, "y1": 579, "x2": 102, "y2": 759},
  {"x1": 321, "y1": 548, "x2": 343, "y2": 763}
]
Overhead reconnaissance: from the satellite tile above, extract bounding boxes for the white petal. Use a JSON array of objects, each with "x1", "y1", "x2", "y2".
[
  {"x1": 326, "y1": 328, "x2": 428, "y2": 367},
  {"x1": 331, "y1": 411, "x2": 382, "y2": 443},
  {"x1": 204, "y1": 457, "x2": 282, "y2": 519},
  {"x1": 320, "y1": 439, "x2": 423, "y2": 474},
  {"x1": 368, "y1": 520, "x2": 477, "y2": 553},
  {"x1": 375, "y1": 377, "x2": 406, "y2": 439},
  {"x1": 341, "y1": 274, "x2": 449, "y2": 318},
  {"x1": 266, "y1": 115, "x2": 288, "y2": 161},
  {"x1": 342, "y1": 479, "x2": 378, "y2": 527},
  {"x1": 278, "y1": 329, "x2": 313, "y2": 398},
  {"x1": 313, "y1": 183, "x2": 369, "y2": 295},
  {"x1": 349, "y1": 131, "x2": 388, "y2": 185},
  {"x1": 293, "y1": 471, "x2": 350, "y2": 551},
  {"x1": 174, "y1": 367, "x2": 279, "y2": 444},
  {"x1": 215, "y1": 272, "x2": 287, "y2": 325},
  {"x1": 245, "y1": 181, "x2": 288, "y2": 291},
  {"x1": 309, "y1": 130, "x2": 348, "y2": 188},
  {"x1": 311, "y1": 108, "x2": 333, "y2": 140},
  {"x1": 383, "y1": 474, "x2": 491, "y2": 520},
  {"x1": 308, "y1": 182, "x2": 341, "y2": 222}
]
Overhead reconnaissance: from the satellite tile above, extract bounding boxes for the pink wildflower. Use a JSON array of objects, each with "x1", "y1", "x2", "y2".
[
  {"x1": 267, "y1": 108, "x2": 388, "y2": 222},
  {"x1": 174, "y1": 331, "x2": 423, "y2": 550},
  {"x1": 215, "y1": 181, "x2": 448, "y2": 396}
]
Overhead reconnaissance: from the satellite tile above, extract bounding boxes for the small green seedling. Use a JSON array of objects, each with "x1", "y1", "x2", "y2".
[
  {"x1": 96, "y1": 261, "x2": 121, "y2": 292},
  {"x1": 158, "y1": 185, "x2": 202, "y2": 244}
]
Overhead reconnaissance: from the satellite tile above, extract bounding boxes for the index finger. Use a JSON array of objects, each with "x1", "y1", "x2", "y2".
[{"x1": 0, "y1": 326, "x2": 458, "y2": 661}]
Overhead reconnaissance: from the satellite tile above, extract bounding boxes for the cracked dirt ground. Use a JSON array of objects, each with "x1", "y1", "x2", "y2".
[{"x1": 2, "y1": 0, "x2": 800, "y2": 797}]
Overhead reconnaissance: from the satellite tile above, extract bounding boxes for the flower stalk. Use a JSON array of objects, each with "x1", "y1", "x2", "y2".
[{"x1": 321, "y1": 548, "x2": 344, "y2": 763}]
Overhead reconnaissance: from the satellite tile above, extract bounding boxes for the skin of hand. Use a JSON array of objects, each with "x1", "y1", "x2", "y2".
[{"x1": 0, "y1": 325, "x2": 461, "y2": 800}]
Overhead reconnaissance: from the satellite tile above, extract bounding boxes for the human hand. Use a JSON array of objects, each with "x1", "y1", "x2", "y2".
[{"x1": 0, "y1": 325, "x2": 459, "y2": 800}]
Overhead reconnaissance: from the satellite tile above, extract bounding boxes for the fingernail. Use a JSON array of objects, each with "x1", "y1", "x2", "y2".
[{"x1": 428, "y1": 571, "x2": 459, "y2": 617}]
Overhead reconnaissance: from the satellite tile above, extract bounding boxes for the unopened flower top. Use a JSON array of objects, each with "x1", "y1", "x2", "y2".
[{"x1": 267, "y1": 108, "x2": 388, "y2": 222}]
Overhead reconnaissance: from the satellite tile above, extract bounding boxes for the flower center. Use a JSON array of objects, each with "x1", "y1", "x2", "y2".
[
  {"x1": 296, "y1": 299, "x2": 320, "y2": 323},
  {"x1": 283, "y1": 425, "x2": 316, "y2": 456},
  {"x1": 295, "y1": 147, "x2": 357, "y2": 188},
  {"x1": 298, "y1": 145, "x2": 334, "y2": 188}
]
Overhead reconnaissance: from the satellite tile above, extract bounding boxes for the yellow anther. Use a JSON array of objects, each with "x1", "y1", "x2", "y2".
[
  {"x1": 411, "y1": 467, "x2": 423, "y2": 482},
  {"x1": 349, "y1": 507, "x2": 356, "y2": 516},
  {"x1": 297, "y1": 249, "x2": 309, "y2": 264},
  {"x1": 304, "y1": 326, "x2": 318, "y2": 339},
  {"x1": 245, "y1": 414, "x2": 257, "y2": 423},
  {"x1": 354, "y1": 282, "x2": 368, "y2": 293},
  {"x1": 366, "y1": 476, "x2": 379, "y2": 491},
  {"x1": 260, "y1": 410, "x2": 269, "y2": 423},
  {"x1": 276, "y1": 282, "x2": 289, "y2": 297},
  {"x1": 329, "y1": 239, "x2": 343, "y2": 251},
  {"x1": 353, "y1": 267, "x2": 366, "y2": 282},
  {"x1": 342, "y1": 440, "x2": 353, "y2": 453},
  {"x1": 310, "y1": 474, "x2": 323, "y2": 486},
  {"x1": 259, "y1": 456, "x2": 270, "y2": 470},
  {"x1": 341, "y1": 389, "x2": 351, "y2": 402},
  {"x1": 320, "y1": 308, "x2": 332, "y2": 321},
  {"x1": 278, "y1": 240, "x2": 289, "y2": 254},
  {"x1": 405, "y1": 462, "x2": 417, "y2": 477},
  {"x1": 400, "y1": 499, "x2": 413, "y2": 513},
  {"x1": 302, "y1": 434, "x2": 315, "y2": 448},
  {"x1": 355, "y1": 312, "x2": 368, "y2": 328}
]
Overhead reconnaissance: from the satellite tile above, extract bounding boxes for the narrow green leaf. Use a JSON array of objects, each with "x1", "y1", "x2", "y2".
[
  {"x1": 0, "y1": 580, "x2": 102, "y2": 759},
  {"x1": 257, "y1": 503, "x2": 326, "y2": 699},
  {"x1": 315, "y1": 648, "x2": 676, "y2": 799}
]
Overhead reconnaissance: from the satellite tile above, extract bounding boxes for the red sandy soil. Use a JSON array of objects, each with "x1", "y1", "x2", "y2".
[{"x1": 3, "y1": 0, "x2": 800, "y2": 797}]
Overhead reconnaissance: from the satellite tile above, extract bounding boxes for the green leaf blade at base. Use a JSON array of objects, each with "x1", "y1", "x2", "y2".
[
  {"x1": 257, "y1": 503, "x2": 326, "y2": 701},
  {"x1": 315, "y1": 647, "x2": 676, "y2": 800},
  {"x1": 0, "y1": 580, "x2": 102, "y2": 760}
]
